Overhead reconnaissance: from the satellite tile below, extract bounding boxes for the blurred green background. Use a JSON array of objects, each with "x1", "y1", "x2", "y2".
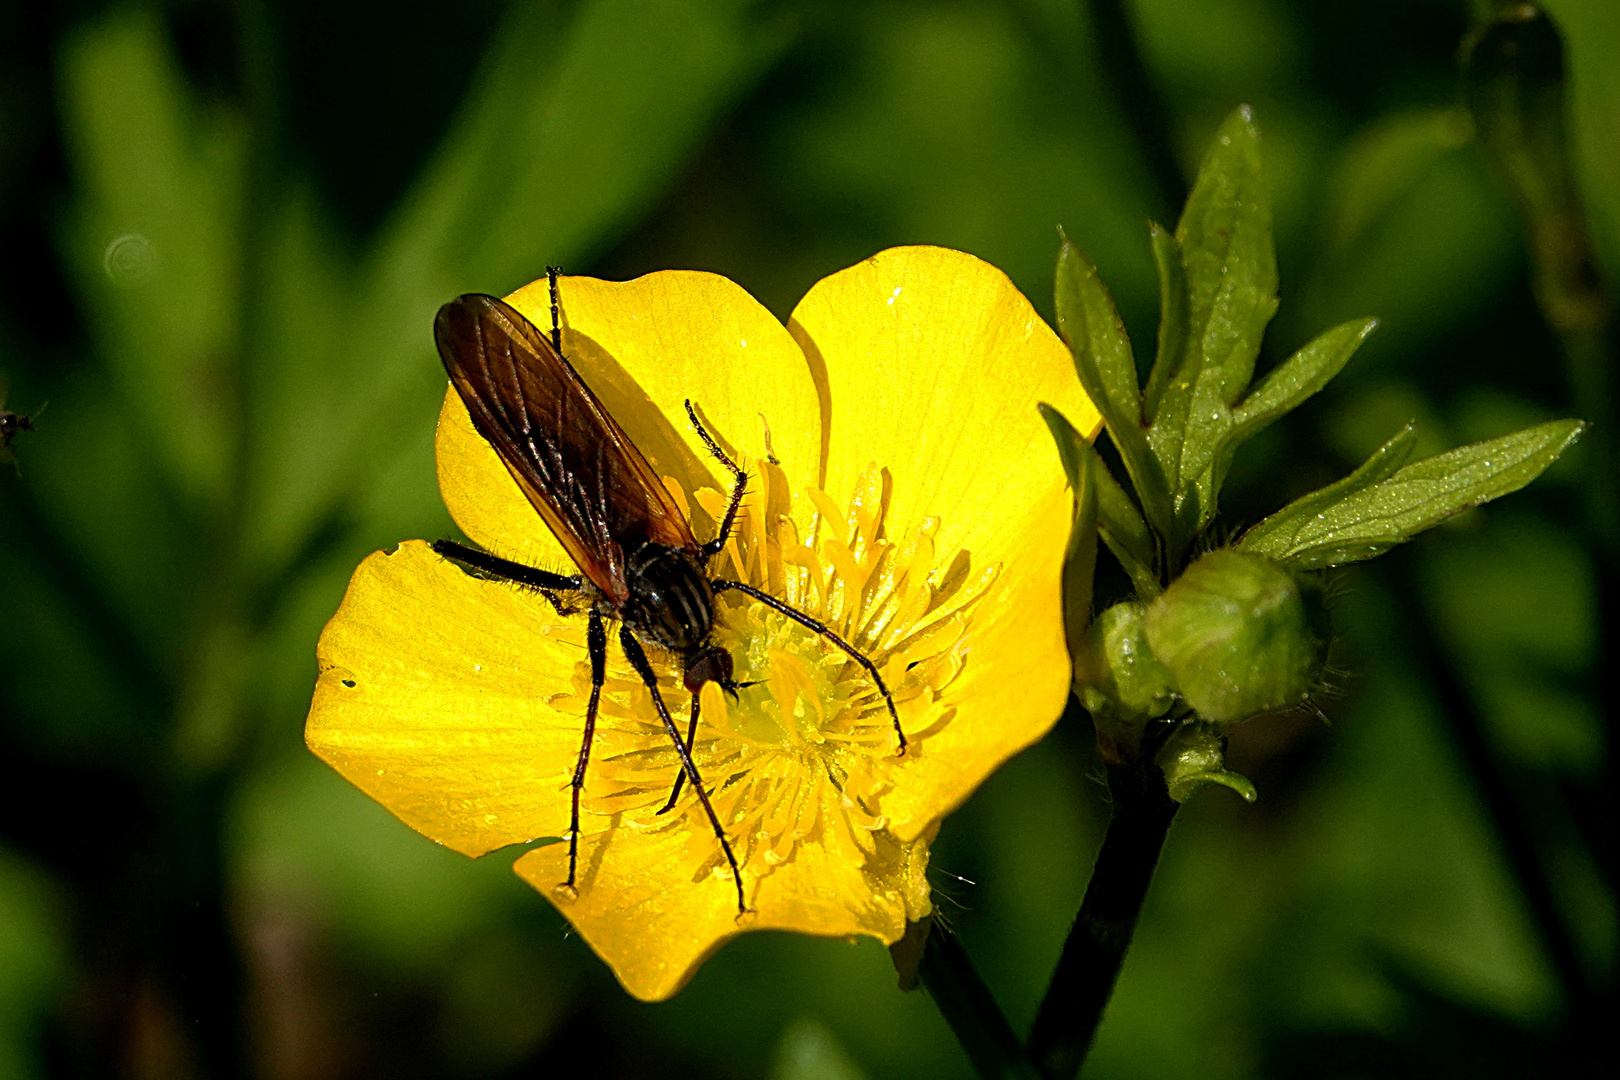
[{"x1": 0, "y1": 0, "x2": 1613, "y2": 1077}]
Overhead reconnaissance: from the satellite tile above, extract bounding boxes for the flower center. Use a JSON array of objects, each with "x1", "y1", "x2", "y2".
[{"x1": 550, "y1": 458, "x2": 997, "y2": 881}]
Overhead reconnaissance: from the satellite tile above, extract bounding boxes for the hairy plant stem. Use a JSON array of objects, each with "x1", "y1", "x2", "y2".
[
  {"x1": 918, "y1": 919, "x2": 1041, "y2": 1080},
  {"x1": 1027, "y1": 751, "x2": 1179, "y2": 1080}
]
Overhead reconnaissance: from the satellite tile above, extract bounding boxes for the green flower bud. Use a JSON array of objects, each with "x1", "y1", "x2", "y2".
[
  {"x1": 1073, "y1": 601, "x2": 1176, "y2": 755},
  {"x1": 1143, "y1": 549, "x2": 1329, "y2": 725}
]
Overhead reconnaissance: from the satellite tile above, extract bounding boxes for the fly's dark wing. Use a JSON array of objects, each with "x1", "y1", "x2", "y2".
[{"x1": 434, "y1": 293, "x2": 698, "y2": 604}]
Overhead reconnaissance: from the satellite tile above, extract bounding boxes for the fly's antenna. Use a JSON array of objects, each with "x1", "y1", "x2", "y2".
[{"x1": 546, "y1": 265, "x2": 563, "y2": 353}]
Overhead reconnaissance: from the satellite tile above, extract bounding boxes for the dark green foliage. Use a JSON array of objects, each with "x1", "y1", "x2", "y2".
[
  {"x1": 0, "y1": 1, "x2": 1612, "y2": 1077},
  {"x1": 1056, "y1": 106, "x2": 1385, "y2": 570},
  {"x1": 1053, "y1": 103, "x2": 1578, "y2": 613},
  {"x1": 1041, "y1": 403, "x2": 1159, "y2": 599},
  {"x1": 1240, "y1": 419, "x2": 1585, "y2": 570}
]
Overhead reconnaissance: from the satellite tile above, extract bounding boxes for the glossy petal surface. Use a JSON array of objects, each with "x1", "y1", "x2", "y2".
[
  {"x1": 788, "y1": 247, "x2": 1102, "y2": 836},
  {"x1": 307, "y1": 249, "x2": 1096, "y2": 1000}
]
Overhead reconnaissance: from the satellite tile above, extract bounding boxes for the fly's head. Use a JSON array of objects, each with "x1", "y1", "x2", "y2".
[{"x1": 682, "y1": 646, "x2": 737, "y2": 697}]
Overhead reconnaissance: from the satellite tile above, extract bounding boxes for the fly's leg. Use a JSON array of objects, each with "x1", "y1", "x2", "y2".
[
  {"x1": 713, "y1": 578, "x2": 906, "y2": 755},
  {"x1": 686, "y1": 400, "x2": 748, "y2": 558},
  {"x1": 656, "y1": 693, "x2": 702, "y2": 815},
  {"x1": 659, "y1": 672, "x2": 755, "y2": 814},
  {"x1": 565, "y1": 609, "x2": 607, "y2": 894},
  {"x1": 431, "y1": 539, "x2": 581, "y2": 615},
  {"x1": 546, "y1": 265, "x2": 563, "y2": 353},
  {"x1": 619, "y1": 627, "x2": 750, "y2": 915}
]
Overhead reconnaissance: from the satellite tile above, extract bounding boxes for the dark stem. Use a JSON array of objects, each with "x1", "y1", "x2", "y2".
[
  {"x1": 1027, "y1": 754, "x2": 1178, "y2": 1080},
  {"x1": 917, "y1": 919, "x2": 1041, "y2": 1080},
  {"x1": 1461, "y1": 5, "x2": 1613, "y2": 1052}
]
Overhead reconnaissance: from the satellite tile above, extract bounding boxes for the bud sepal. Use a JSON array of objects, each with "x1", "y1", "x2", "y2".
[
  {"x1": 1156, "y1": 725, "x2": 1257, "y2": 804},
  {"x1": 1072, "y1": 601, "x2": 1177, "y2": 760}
]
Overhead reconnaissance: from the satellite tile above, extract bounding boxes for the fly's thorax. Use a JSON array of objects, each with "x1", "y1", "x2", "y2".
[{"x1": 621, "y1": 541, "x2": 715, "y2": 653}]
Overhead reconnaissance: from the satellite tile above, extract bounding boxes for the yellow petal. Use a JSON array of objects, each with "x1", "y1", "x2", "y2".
[
  {"x1": 788, "y1": 246, "x2": 1100, "y2": 566},
  {"x1": 879, "y1": 492, "x2": 1077, "y2": 839},
  {"x1": 305, "y1": 540, "x2": 590, "y2": 856},
  {"x1": 787, "y1": 247, "x2": 1101, "y2": 840},
  {"x1": 314, "y1": 251, "x2": 1101, "y2": 1001},
  {"x1": 437, "y1": 272, "x2": 823, "y2": 560},
  {"x1": 516, "y1": 807, "x2": 935, "y2": 1001}
]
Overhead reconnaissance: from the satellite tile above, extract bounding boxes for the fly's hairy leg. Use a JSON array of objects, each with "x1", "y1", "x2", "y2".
[
  {"x1": 619, "y1": 627, "x2": 750, "y2": 915},
  {"x1": 546, "y1": 265, "x2": 563, "y2": 352},
  {"x1": 431, "y1": 539, "x2": 581, "y2": 614},
  {"x1": 686, "y1": 400, "x2": 748, "y2": 558},
  {"x1": 713, "y1": 579, "x2": 907, "y2": 754},
  {"x1": 657, "y1": 693, "x2": 703, "y2": 815},
  {"x1": 567, "y1": 609, "x2": 608, "y2": 893}
]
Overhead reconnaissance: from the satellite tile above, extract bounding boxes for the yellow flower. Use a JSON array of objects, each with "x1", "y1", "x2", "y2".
[{"x1": 305, "y1": 246, "x2": 1100, "y2": 1000}]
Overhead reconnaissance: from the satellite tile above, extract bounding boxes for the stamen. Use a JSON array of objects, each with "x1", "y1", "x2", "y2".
[{"x1": 550, "y1": 461, "x2": 998, "y2": 880}]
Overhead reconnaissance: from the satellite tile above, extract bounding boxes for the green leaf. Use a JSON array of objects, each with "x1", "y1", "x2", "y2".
[
  {"x1": 1093, "y1": 452, "x2": 1162, "y2": 600},
  {"x1": 1147, "y1": 105, "x2": 1280, "y2": 555},
  {"x1": 1040, "y1": 404, "x2": 1098, "y2": 645},
  {"x1": 1054, "y1": 234, "x2": 1173, "y2": 539},
  {"x1": 1241, "y1": 420, "x2": 1420, "y2": 560},
  {"x1": 1041, "y1": 404, "x2": 1159, "y2": 600},
  {"x1": 1054, "y1": 228, "x2": 1142, "y2": 427},
  {"x1": 1231, "y1": 318, "x2": 1378, "y2": 438},
  {"x1": 1041, "y1": 402, "x2": 1088, "y2": 492},
  {"x1": 1239, "y1": 419, "x2": 1584, "y2": 570},
  {"x1": 1176, "y1": 105, "x2": 1279, "y2": 404},
  {"x1": 1141, "y1": 222, "x2": 1188, "y2": 424},
  {"x1": 1204, "y1": 317, "x2": 1378, "y2": 499},
  {"x1": 61, "y1": 9, "x2": 246, "y2": 515}
]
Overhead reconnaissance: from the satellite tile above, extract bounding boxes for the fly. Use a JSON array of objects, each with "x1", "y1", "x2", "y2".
[
  {"x1": 0, "y1": 389, "x2": 38, "y2": 476},
  {"x1": 430, "y1": 270, "x2": 905, "y2": 914}
]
